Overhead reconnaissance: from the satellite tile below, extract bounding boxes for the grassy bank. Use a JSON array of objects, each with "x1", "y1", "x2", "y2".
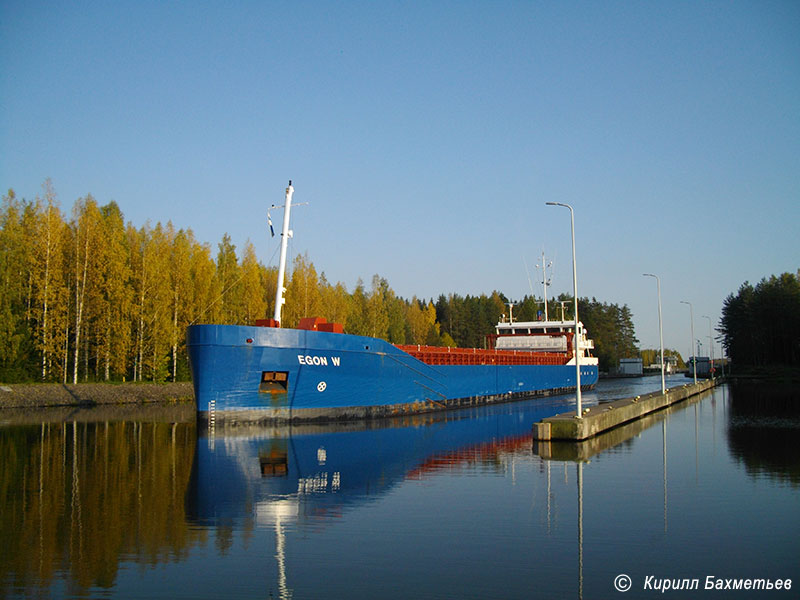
[{"x1": 0, "y1": 382, "x2": 195, "y2": 410}]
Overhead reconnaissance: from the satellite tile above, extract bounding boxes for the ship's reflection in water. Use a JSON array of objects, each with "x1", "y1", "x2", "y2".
[
  {"x1": 188, "y1": 396, "x2": 580, "y2": 600},
  {"x1": 2, "y1": 379, "x2": 799, "y2": 599},
  {"x1": 188, "y1": 396, "x2": 575, "y2": 527}
]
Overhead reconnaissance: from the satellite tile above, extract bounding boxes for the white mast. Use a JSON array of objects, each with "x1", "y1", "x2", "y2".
[{"x1": 272, "y1": 181, "x2": 294, "y2": 325}]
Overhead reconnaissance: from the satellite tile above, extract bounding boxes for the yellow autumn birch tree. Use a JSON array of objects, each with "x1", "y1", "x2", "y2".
[
  {"x1": 70, "y1": 196, "x2": 104, "y2": 384},
  {"x1": 188, "y1": 239, "x2": 218, "y2": 325},
  {"x1": 168, "y1": 227, "x2": 193, "y2": 380},
  {"x1": 95, "y1": 202, "x2": 133, "y2": 380},
  {"x1": 128, "y1": 224, "x2": 151, "y2": 381},
  {"x1": 319, "y1": 274, "x2": 350, "y2": 326},
  {"x1": 284, "y1": 253, "x2": 323, "y2": 327},
  {"x1": 143, "y1": 223, "x2": 174, "y2": 381},
  {"x1": 215, "y1": 233, "x2": 242, "y2": 324},
  {"x1": 0, "y1": 191, "x2": 34, "y2": 379},
  {"x1": 240, "y1": 241, "x2": 267, "y2": 324},
  {"x1": 31, "y1": 181, "x2": 69, "y2": 380},
  {"x1": 406, "y1": 297, "x2": 429, "y2": 344}
]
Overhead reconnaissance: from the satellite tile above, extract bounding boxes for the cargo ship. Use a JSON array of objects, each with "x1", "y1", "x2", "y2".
[{"x1": 187, "y1": 182, "x2": 599, "y2": 424}]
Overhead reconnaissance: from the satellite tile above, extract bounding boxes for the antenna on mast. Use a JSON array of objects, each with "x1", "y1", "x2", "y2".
[
  {"x1": 523, "y1": 257, "x2": 536, "y2": 296},
  {"x1": 536, "y1": 250, "x2": 553, "y2": 321}
]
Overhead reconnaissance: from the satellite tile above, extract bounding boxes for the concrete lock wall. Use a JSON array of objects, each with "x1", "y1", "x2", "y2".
[{"x1": 533, "y1": 379, "x2": 718, "y2": 441}]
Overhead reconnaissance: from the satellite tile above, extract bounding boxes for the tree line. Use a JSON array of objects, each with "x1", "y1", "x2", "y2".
[
  {"x1": 719, "y1": 271, "x2": 800, "y2": 368},
  {"x1": 640, "y1": 348, "x2": 686, "y2": 370},
  {"x1": 1, "y1": 183, "x2": 642, "y2": 383}
]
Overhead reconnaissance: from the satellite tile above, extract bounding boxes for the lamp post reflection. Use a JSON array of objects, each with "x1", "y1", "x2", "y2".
[
  {"x1": 577, "y1": 460, "x2": 584, "y2": 600},
  {"x1": 663, "y1": 420, "x2": 668, "y2": 533}
]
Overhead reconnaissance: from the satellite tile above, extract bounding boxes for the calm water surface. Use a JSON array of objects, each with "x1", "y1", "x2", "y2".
[{"x1": 1, "y1": 375, "x2": 798, "y2": 599}]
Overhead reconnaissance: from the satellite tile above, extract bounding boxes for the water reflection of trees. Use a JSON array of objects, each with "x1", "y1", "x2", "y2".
[
  {"x1": 727, "y1": 383, "x2": 800, "y2": 486},
  {"x1": 0, "y1": 421, "x2": 201, "y2": 596}
]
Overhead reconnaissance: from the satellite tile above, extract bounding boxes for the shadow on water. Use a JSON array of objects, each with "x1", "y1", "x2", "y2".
[{"x1": 726, "y1": 382, "x2": 800, "y2": 486}]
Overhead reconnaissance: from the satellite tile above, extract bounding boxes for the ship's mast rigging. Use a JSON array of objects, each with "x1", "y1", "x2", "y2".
[
  {"x1": 272, "y1": 181, "x2": 294, "y2": 325},
  {"x1": 536, "y1": 250, "x2": 553, "y2": 321}
]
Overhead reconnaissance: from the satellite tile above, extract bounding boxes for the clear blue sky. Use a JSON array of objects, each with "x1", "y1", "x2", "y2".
[{"x1": 2, "y1": 1, "x2": 798, "y2": 357}]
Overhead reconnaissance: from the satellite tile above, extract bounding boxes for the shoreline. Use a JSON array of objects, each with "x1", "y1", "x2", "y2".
[{"x1": 0, "y1": 382, "x2": 195, "y2": 410}]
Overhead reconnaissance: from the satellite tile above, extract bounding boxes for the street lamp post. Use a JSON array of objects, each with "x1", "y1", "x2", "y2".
[
  {"x1": 703, "y1": 315, "x2": 715, "y2": 379},
  {"x1": 644, "y1": 273, "x2": 666, "y2": 394},
  {"x1": 680, "y1": 301, "x2": 697, "y2": 385},
  {"x1": 546, "y1": 202, "x2": 582, "y2": 418}
]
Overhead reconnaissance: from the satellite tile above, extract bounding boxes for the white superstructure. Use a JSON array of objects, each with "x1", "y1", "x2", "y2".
[{"x1": 494, "y1": 319, "x2": 598, "y2": 366}]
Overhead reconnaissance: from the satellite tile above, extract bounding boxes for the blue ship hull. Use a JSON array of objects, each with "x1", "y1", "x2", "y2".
[{"x1": 187, "y1": 324, "x2": 599, "y2": 422}]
